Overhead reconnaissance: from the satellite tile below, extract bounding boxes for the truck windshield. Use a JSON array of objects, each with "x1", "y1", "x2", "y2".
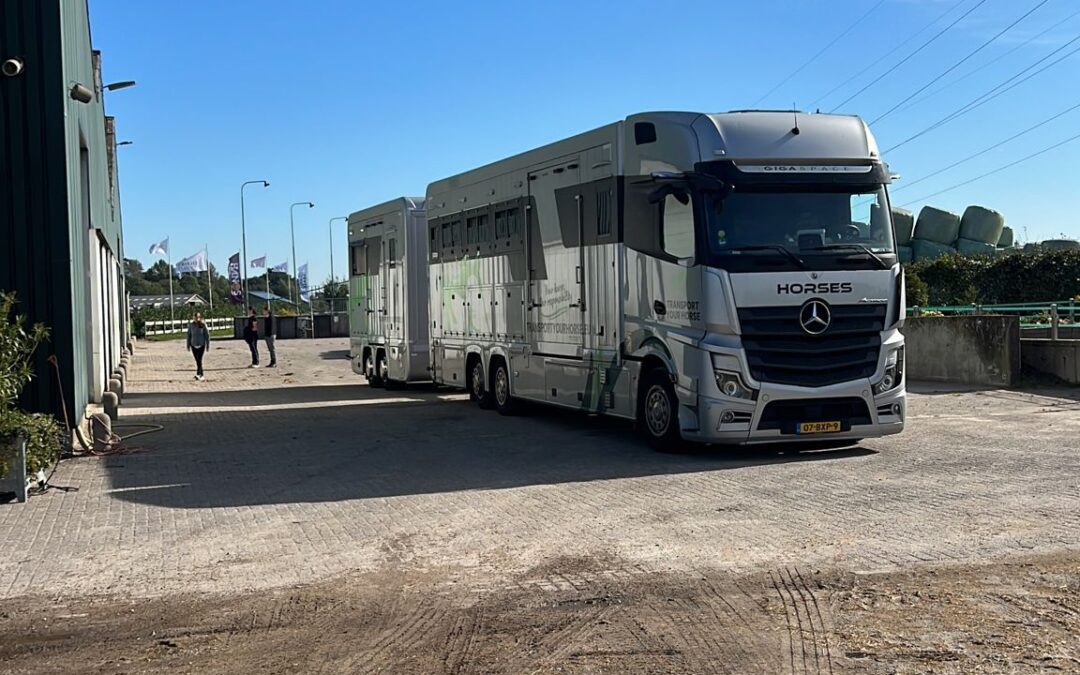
[{"x1": 703, "y1": 185, "x2": 895, "y2": 271}]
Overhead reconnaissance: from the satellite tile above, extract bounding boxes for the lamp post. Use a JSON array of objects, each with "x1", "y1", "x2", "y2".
[
  {"x1": 290, "y1": 201, "x2": 315, "y2": 306},
  {"x1": 328, "y1": 216, "x2": 347, "y2": 316},
  {"x1": 240, "y1": 180, "x2": 270, "y2": 301}
]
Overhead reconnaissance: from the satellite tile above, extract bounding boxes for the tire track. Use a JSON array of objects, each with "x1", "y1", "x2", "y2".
[
  {"x1": 793, "y1": 567, "x2": 835, "y2": 675},
  {"x1": 770, "y1": 570, "x2": 800, "y2": 674}
]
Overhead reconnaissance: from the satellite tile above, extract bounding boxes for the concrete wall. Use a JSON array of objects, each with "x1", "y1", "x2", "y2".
[
  {"x1": 1022, "y1": 339, "x2": 1080, "y2": 384},
  {"x1": 902, "y1": 316, "x2": 1021, "y2": 386}
]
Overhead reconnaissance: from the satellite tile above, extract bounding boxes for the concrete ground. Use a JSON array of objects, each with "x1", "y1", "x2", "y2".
[{"x1": 1, "y1": 337, "x2": 1078, "y2": 673}]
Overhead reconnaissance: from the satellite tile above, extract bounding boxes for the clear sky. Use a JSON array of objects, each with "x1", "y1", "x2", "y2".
[{"x1": 93, "y1": 0, "x2": 1080, "y2": 282}]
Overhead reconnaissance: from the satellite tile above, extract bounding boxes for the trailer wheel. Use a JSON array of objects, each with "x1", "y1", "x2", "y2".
[
  {"x1": 369, "y1": 352, "x2": 385, "y2": 388},
  {"x1": 491, "y1": 358, "x2": 515, "y2": 416},
  {"x1": 639, "y1": 369, "x2": 682, "y2": 452},
  {"x1": 468, "y1": 357, "x2": 492, "y2": 409}
]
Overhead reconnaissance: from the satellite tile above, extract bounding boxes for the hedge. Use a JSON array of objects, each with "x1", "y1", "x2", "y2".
[{"x1": 905, "y1": 250, "x2": 1080, "y2": 306}]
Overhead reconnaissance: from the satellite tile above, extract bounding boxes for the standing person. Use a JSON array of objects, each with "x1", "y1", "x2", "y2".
[
  {"x1": 243, "y1": 305, "x2": 260, "y2": 368},
  {"x1": 263, "y1": 305, "x2": 277, "y2": 368},
  {"x1": 186, "y1": 312, "x2": 210, "y2": 381}
]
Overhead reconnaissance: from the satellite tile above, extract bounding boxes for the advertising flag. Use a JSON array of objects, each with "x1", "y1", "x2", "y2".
[
  {"x1": 298, "y1": 263, "x2": 310, "y2": 302},
  {"x1": 175, "y1": 249, "x2": 208, "y2": 275},
  {"x1": 148, "y1": 237, "x2": 169, "y2": 256},
  {"x1": 228, "y1": 252, "x2": 243, "y2": 304},
  {"x1": 250, "y1": 255, "x2": 267, "y2": 269},
  {"x1": 271, "y1": 260, "x2": 289, "y2": 273}
]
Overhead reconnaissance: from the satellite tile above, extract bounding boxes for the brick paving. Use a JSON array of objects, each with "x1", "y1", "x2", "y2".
[{"x1": 1, "y1": 336, "x2": 1078, "y2": 600}]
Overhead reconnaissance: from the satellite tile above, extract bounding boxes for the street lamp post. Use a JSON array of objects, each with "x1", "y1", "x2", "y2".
[
  {"x1": 328, "y1": 216, "x2": 347, "y2": 316},
  {"x1": 240, "y1": 180, "x2": 270, "y2": 301},
  {"x1": 290, "y1": 201, "x2": 315, "y2": 306}
]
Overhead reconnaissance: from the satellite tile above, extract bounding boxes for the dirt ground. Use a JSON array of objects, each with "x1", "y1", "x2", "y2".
[{"x1": 2, "y1": 551, "x2": 1077, "y2": 674}]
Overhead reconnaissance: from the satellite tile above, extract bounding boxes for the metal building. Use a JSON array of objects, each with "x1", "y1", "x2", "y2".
[{"x1": 0, "y1": 0, "x2": 128, "y2": 420}]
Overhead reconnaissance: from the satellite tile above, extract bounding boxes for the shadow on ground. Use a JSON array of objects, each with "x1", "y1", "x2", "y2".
[{"x1": 102, "y1": 383, "x2": 875, "y2": 509}]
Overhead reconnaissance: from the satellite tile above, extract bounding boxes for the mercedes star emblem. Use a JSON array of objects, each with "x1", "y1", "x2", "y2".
[{"x1": 799, "y1": 299, "x2": 831, "y2": 335}]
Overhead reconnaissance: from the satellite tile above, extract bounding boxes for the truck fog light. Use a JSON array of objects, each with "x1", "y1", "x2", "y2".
[
  {"x1": 891, "y1": 402, "x2": 902, "y2": 416},
  {"x1": 721, "y1": 410, "x2": 735, "y2": 424}
]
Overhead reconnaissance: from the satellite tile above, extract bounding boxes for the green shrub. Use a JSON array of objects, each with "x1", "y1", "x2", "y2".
[
  {"x1": 905, "y1": 269, "x2": 929, "y2": 307},
  {"x1": 0, "y1": 410, "x2": 64, "y2": 479},
  {"x1": 905, "y1": 250, "x2": 1080, "y2": 306},
  {"x1": 0, "y1": 291, "x2": 64, "y2": 480}
]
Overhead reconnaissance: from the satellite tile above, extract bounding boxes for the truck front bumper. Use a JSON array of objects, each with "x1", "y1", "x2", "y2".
[{"x1": 684, "y1": 381, "x2": 905, "y2": 445}]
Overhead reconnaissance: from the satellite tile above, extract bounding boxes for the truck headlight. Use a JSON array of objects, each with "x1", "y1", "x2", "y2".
[
  {"x1": 872, "y1": 346, "x2": 904, "y2": 396},
  {"x1": 714, "y1": 370, "x2": 757, "y2": 401}
]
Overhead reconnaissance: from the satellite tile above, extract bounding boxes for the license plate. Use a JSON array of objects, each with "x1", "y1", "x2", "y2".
[{"x1": 798, "y1": 421, "x2": 841, "y2": 434}]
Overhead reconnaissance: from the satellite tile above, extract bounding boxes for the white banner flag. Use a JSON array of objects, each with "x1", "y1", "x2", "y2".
[
  {"x1": 250, "y1": 255, "x2": 267, "y2": 269},
  {"x1": 298, "y1": 263, "x2": 310, "y2": 302},
  {"x1": 149, "y1": 237, "x2": 169, "y2": 256},
  {"x1": 271, "y1": 260, "x2": 288, "y2": 273},
  {"x1": 175, "y1": 249, "x2": 208, "y2": 274}
]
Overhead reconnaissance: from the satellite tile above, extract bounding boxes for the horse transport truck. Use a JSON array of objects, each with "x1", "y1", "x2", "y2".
[{"x1": 355, "y1": 110, "x2": 907, "y2": 450}]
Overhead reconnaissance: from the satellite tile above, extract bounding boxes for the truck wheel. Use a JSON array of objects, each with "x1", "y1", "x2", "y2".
[
  {"x1": 369, "y1": 353, "x2": 385, "y2": 388},
  {"x1": 491, "y1": 359, "x2": 515, "y2": 416},
  {"x1": 639, "y1": 369, "x2": 682, "y2": 452},
  {"x1": 469, "y1": 359, "x2": 492, "y2": 409}
]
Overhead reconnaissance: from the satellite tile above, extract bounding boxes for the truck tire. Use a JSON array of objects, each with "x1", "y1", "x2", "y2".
[
  {"x1": 491, "y1": 358, "x2": 515, "y2": 416},
  {"x1": 369, "y1": 352, "x2": 385, "y2": 388},
  {"x1": 639, "y1": 369, "x2": 683, "y2": 453},
  {"x1": 469, "y1": 358, "x2": 492, "y2": 409}
]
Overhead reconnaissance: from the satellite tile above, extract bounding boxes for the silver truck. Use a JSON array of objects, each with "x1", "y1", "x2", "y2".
[
  {"x1": 421, "y1": 110, "x2": 906, "y2": 450},
  {"x1": 348, "y1": 197, "x2": 430, "y2": 387}
]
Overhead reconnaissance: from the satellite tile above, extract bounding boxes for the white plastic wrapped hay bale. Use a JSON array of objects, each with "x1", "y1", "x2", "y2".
[
  {"x1": 1023, "y1": 243, "x2": 1040, "y2": 254},
  {"x1": 956, "y1": 238, "x2": 997, "y2": 257},
  {"x1": 1041, "y1": 239, "x2": 1080, "y2": 252},
  {"x1": 897, "y1": 245, "x2": 913, "y2": 263},
  {"x1": 911, "y1": 239, "x2": 956, "y2": 261},
  {"x1": 914, "y1": 206, "x2": 961, "y2": 245},
  {"x1": 890, "y1": 207, "x2": 914, "y2": 246},
  {"x1": 997, "y1": 225, "x2": 1014, "y2": 248},
  {"x1": 959, "y1": 205, "x2": 1005, "y2": 245}
]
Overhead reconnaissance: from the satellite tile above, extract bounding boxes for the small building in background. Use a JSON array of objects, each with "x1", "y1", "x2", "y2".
[{"x1": 129, "y1": 294, "x2": 208, "y2": 311}]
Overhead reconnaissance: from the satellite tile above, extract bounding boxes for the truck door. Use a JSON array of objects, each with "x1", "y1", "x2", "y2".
[
  {"x1": 526, "y1": 156, "x2": 585, "y2": 359},
  {"x1": 384, "y1": 226, "x2": 401, "y2": 342}
]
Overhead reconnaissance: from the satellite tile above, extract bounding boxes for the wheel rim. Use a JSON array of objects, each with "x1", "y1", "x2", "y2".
[
  {"x1": 495, "y1": 367, "x2": 509, "y2": 406},
  {"x1": 645, "y1": 384, "x2": 671, "y2": 437},
  {"x1": 472, "y1": 363, "x2": 484, "y2": 399}
]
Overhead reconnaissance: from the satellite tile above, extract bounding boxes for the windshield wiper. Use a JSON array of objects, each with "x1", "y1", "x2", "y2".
[
  {"x1": 727, "y1": 245, "x2": 808, "y2": 270},
  {"x1": 806, "y1": 243, "x2": 889, "y2": 269}
]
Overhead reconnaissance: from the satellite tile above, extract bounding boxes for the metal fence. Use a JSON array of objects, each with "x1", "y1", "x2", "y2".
[
  {"x1": 908, "y1": 299, "x2": 1078, "y2": 335},
  {"x1": 144, "y1": 317, "x2": 233, "y2": 336}
]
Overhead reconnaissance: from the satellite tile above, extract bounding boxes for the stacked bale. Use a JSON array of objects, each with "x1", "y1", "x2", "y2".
[
  {"x1": 956, "y1": 206, "x2": 1003, "y2": 257},
  {"x1": 891, "y1": 207, "x2": 914, "y2": 263},
  {"x1": 1041, "y1": 239, "x2": 1080, "y2": 252},
  {"x1": 997, "y1": 226, "x2": 1014, "y2": 248},
  {"x1": 911, "y1": 206, "x2": 959, "y2": 260}
]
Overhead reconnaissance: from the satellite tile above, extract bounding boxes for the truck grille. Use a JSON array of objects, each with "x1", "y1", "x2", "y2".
[{"x1": 737, "y1": 304, "x2": 886, "y2": 387}]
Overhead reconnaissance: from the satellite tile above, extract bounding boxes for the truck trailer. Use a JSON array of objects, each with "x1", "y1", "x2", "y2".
[
  {"x1": 348, "y1": 197, "x2": 429, "y2": 387},
  {"x1": 421, "y1": 110, "x2": 906, "y2": 450}
]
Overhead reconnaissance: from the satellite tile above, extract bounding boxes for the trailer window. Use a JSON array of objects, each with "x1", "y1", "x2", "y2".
[
  {"x1": 662, "y1": 194, "x2": 695, "y2": 259},
  {"x1": 596, "y1": 188, "x2": 612, "y2": 237},
  {"x1": 350, "y1": 243, "x2": 367, "y2": 276}
]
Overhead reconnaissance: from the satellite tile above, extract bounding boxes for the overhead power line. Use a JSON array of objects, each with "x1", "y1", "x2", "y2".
[
  {"x1": 870, "y1": 0, "x2": 1052, "y2": 125},
  {"x1": 885, "y1": 33, "x2": 1080, "y2": 153},
  {"x1": 895, "y1": 6, "x2": 1080, "y2": 116},
  {"x1": 810, "y1": 0, "x2": 967, "y2": 110},
  {"x1": 830, "y1": 0, "x2": 989, "y2": 113},
  {"x1": 892, "y1": 100, "x2": 1080, "y2": 194},
  {"x1": 897, "y1": 130, "x2": 1080, "y2": 207},
  {"x1": 750, "y1": 0, "x2": 888, "y2": 107}
]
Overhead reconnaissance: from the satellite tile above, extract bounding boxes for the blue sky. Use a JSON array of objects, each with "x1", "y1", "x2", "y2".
[{"x1": 93, "y1": 0, "x2": 1080, "y2": 282}]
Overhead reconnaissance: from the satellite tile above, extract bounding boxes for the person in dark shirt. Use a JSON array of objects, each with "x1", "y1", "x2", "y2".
[
  {"x1": 243, "y1": 305, "x2": 260, "y2": 368},
  {"x1": 263, "y1": 306, "x2": 277, "y2": 368}
]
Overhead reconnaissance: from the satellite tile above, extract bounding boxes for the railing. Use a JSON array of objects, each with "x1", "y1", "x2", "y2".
[
  {"x1": 907, "y1": 299, "x2": 1078, "y2": 333},
  {"x1": 144, "y1": 317, "x2": 233, "y2": 336}
]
